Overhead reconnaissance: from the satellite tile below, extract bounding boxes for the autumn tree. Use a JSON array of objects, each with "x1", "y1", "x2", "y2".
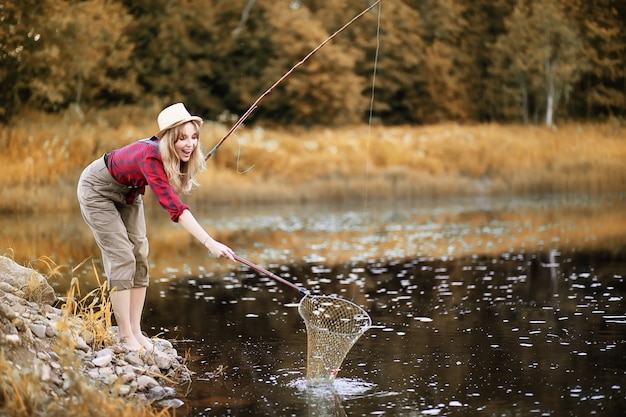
[
  {"x1": 122, "y1": 0, "x2": 225, "y2": 117},
  {"x1": 2, "y1": 0, "x2": 625, "y2": 125},
  {"x1": 562, "y1": 0, "x2": 626, "y2": 119},
  {"x1": 0, "y1": 0, "x2": 48, "y2": 121},
  {"x1": 122, "y1": 0, "x2": 368, "y2": 125},
  {"x1": 460, "y1": 0, "x2": 515, "y2": 121},
  {"x1": 488, "y1": 0, "x2": 588, "y2": 126},
  {"x1": 329, "y1": 0, "x2": 427, "y2": 124},
  {"x1": 301, "y1": 0, "x2": 383, "y2": 124},
  {"x1": 418, "y1": 0, "x2": 476, "y2": 123},
  {"x1": 252, "y1": 2, "x2": 368, "y2": 125},
  {"x1": 18, "y1": 0, "x2": 138, "y2": 113}
]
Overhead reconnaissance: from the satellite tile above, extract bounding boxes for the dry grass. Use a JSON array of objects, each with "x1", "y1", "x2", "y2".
[
  {"x1": 1, "y1": 108, "x2": 626, "y2": 213},
  {"x1": 59, "y1": 259, "x2": 116, "y2": 350}
]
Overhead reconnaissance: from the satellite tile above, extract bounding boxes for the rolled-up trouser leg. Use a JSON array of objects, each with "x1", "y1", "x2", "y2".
[
  {"x1": 77, "y1": 157, "x2": 150, "y2": 290},
  {"x1": 119, "y1": 195, "x2": 149, "y2": 288}
]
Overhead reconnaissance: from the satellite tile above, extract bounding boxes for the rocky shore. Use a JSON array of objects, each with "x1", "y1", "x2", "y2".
[{"x1": 0, "y1": 255, "x2": 189, "y2": 409}]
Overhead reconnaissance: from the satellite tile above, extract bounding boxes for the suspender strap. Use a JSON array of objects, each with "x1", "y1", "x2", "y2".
[{"x1": 139, "y1": 137, "x2": 160, "y2": 147}]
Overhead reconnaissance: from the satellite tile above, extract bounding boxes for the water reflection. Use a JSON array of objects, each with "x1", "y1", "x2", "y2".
[{"x1": 2, "y1": 193, "x2": 625, "y2": 416}]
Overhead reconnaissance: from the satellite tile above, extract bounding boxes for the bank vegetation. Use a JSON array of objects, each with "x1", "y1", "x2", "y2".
[{"x1": 1, "y1": 108, "x2": 625, "y2": 214}]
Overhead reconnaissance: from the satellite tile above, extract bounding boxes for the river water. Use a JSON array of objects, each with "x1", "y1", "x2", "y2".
[{"x1": 2, "y1": 193, "x2": 625, "y2": 416}]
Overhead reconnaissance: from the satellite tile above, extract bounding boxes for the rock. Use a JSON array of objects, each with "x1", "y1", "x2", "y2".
[
  {"x1": 96, "y1": 348, "x2": 115, "y2": 358},
  {"x1": 153, "y1": 351, "x2": 174, "y2": 370},
  {"x1": 137, "y1": 375, "x2": 159, "y2": 390},
  {"x1": 92, "y1": 353, "x2": 113, "y2": 367},
  {"x1": 162, "y1": 386, "x2": 176, "y2": 398},
  {"x1": 38, "y1": 362, "x2": 52, "y2": 382},
  {"x1": 159, "y1": 398, "x2": 185, "y2": 409},
  {"x1": 0, "y1": 281, "x2": 18, "y2": 294},
  {"x1": 155, "y1": 338, "x2": 174, "y2": 351},
  {"x1": 29, "y1": 323, "x2": 48, "y2": 339},
  {"x1": 124, "y1": 352, "x2": 144, "y2": 366},
  {"x1": 115, "y1": 364, "x2": 135, "y2": 375},
  {"x1": 118, "y1": 371, "x2": 136, "y2": 385},
  {"x1": 98, "y1": 367, "x2": 115, "y2": 377},
  {"x1": 88, "y1": 368, "x2": 100, "y2": 380},
  {"x1": 45, "y1": 325, "x2": 55, "y2": 337},
  {"x1": 0, "y1": 255, "x2": 56, "y2": 304},
  {"x1": 80, "y1": 330, "x2": 94, "y2": 346},
  {"x1": 0, "y1": 302, "x2": 17, "y2": 320},
  {"x1": 43, "y1": 304, "x2": 62, "y2": 317},
  {"x1": 5, "y1": 334, "x2": 20, "y2": 344},
  {"x1": 13, "y1": 317, "x2": 28, "y2": 333},
  {"x1": 118, "y1": 385, "x2": 132, "y2": 396},
  {"x1": 74, "y1": 336, "x2": 90, "y2": 352},
  {"x1": 147, "y1": 385, "x2": 167, "y2": 401},
  {"x1": 101, "y1": 373, "x2": 118, "y2": 386}
]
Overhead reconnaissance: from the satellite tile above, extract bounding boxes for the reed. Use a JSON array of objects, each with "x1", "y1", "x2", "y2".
[
  {"x1": 59, "y1": 259, "x2": 116, "y2": 350},
  {"x1": 1, "y1": 107, "x2": 625, "y2": 213}
]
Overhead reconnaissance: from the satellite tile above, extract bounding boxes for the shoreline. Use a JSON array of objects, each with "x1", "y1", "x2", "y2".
[{"x1": 0, "y1": 255, "x2": 184, "y2": 416}]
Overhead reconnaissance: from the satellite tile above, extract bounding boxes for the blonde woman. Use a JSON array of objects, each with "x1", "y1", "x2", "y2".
[{"x1": 77, "y1": 103, "x2": 235, "y2": 351}]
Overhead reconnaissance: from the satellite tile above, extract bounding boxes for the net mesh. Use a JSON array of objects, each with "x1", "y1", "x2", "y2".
[{"x1": 298, "y1": 295, "x2": 371, "y2": 385}]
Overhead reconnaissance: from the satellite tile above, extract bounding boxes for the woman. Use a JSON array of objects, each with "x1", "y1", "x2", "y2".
[{"x1": 77, "y1": 103, "x2": 235, "y2": 351}]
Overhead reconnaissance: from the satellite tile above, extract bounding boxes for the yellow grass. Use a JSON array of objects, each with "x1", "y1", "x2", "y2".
[
  {"x1": 1, "y1": 107, "x2": 626, "y2": 213},
  {"x1": 59, "y1": 259, "x2": 116, "y2": 350}
]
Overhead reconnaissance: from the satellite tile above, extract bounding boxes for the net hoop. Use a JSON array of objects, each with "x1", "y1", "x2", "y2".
[{"x1": 298, "y1": 295, "x2": 372, "y2": 336}]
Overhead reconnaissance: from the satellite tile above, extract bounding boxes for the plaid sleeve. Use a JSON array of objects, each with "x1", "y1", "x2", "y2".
[{"x1": 140, "y1": 149, "x2": 190, "y2": 222}]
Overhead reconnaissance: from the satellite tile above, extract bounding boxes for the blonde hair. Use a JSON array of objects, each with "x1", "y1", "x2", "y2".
[{"x1": 158, "y1": 120, "x2": 206, "y2": 194}]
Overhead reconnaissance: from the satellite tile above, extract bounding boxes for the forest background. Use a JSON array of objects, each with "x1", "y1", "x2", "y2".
[{"x1": 1, "y1": 0, "x2": 626, "y2": 213}]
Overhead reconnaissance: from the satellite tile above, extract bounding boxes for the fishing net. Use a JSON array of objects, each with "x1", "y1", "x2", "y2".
[{"x1": 298, "y1": 295, "x2": 372, "y2": 385}]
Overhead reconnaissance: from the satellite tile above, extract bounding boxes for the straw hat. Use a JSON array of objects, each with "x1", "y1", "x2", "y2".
[{"x1": 156, "y1": 103, "x2": 203, "y2": 138}]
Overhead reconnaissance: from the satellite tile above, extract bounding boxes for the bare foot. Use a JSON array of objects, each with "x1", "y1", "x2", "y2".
[
  {"x1": 138, "y1": 335, "x2": 155, "y2": 352},
  {"x1": 120, "y1": 336, "x2": 143, "y2": 352}
]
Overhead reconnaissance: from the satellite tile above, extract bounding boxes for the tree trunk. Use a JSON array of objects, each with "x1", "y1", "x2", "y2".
[
  {"x1": 545, "y1": 58, "x2": 554, "y2": 127},
  {"x1": 517, "y1": 71, "x2": 528, "y2": 124}
]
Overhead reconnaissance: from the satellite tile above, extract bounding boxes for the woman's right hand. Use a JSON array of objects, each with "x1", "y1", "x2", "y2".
[{"x1": 205, "y1": 237, "x2": 236, "y2": 261}]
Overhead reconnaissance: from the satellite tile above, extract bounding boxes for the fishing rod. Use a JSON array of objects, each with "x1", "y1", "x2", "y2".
[
  {"x1": 206, "y1": 0, "x2": 382, "y2": 161},
  {"x1": 234, "y1": 254, "x2": 310, "y2": 296}
]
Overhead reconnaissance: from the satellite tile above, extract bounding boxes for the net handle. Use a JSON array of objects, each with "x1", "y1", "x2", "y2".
[{"x1": 234, "y1": 254, "x2": 310, "y2": 296}]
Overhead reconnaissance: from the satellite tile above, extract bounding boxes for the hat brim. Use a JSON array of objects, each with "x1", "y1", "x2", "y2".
[{"x1": 156, "y1": 116, "x2": 203, "y2": 138}]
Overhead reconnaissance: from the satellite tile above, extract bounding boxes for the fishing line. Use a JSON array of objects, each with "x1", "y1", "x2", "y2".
[
  {"x1": 363, "y1": 0, "x2": 382, "y2": 211},
  {"x1": 234, "y1": 133, "x2": 255, "y2": 174}
]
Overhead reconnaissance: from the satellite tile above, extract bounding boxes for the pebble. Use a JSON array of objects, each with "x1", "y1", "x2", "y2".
[
  {"x1": 29, "y1": 323, "x2": 48, "y2": 339},
  {"x1": 92, "y1": 353, "x2": 113, "y2": 367}
]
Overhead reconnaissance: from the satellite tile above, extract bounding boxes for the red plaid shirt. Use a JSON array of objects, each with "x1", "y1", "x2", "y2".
[{"x1": 107, "y1": 137, "x2": 189, "y2": 222}]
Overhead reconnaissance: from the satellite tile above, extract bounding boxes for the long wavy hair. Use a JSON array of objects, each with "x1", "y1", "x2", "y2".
[{"x1": 158, "y1": 120, "x2": 206, "y2": 194}]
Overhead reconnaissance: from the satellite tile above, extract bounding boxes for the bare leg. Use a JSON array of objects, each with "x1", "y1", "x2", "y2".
[
  {"x1": 110, "y1": 289, "x2": 142, "y2": 351},
  {"x1": 130, "y1": 287, "x2": 154, "y2": 351}
]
